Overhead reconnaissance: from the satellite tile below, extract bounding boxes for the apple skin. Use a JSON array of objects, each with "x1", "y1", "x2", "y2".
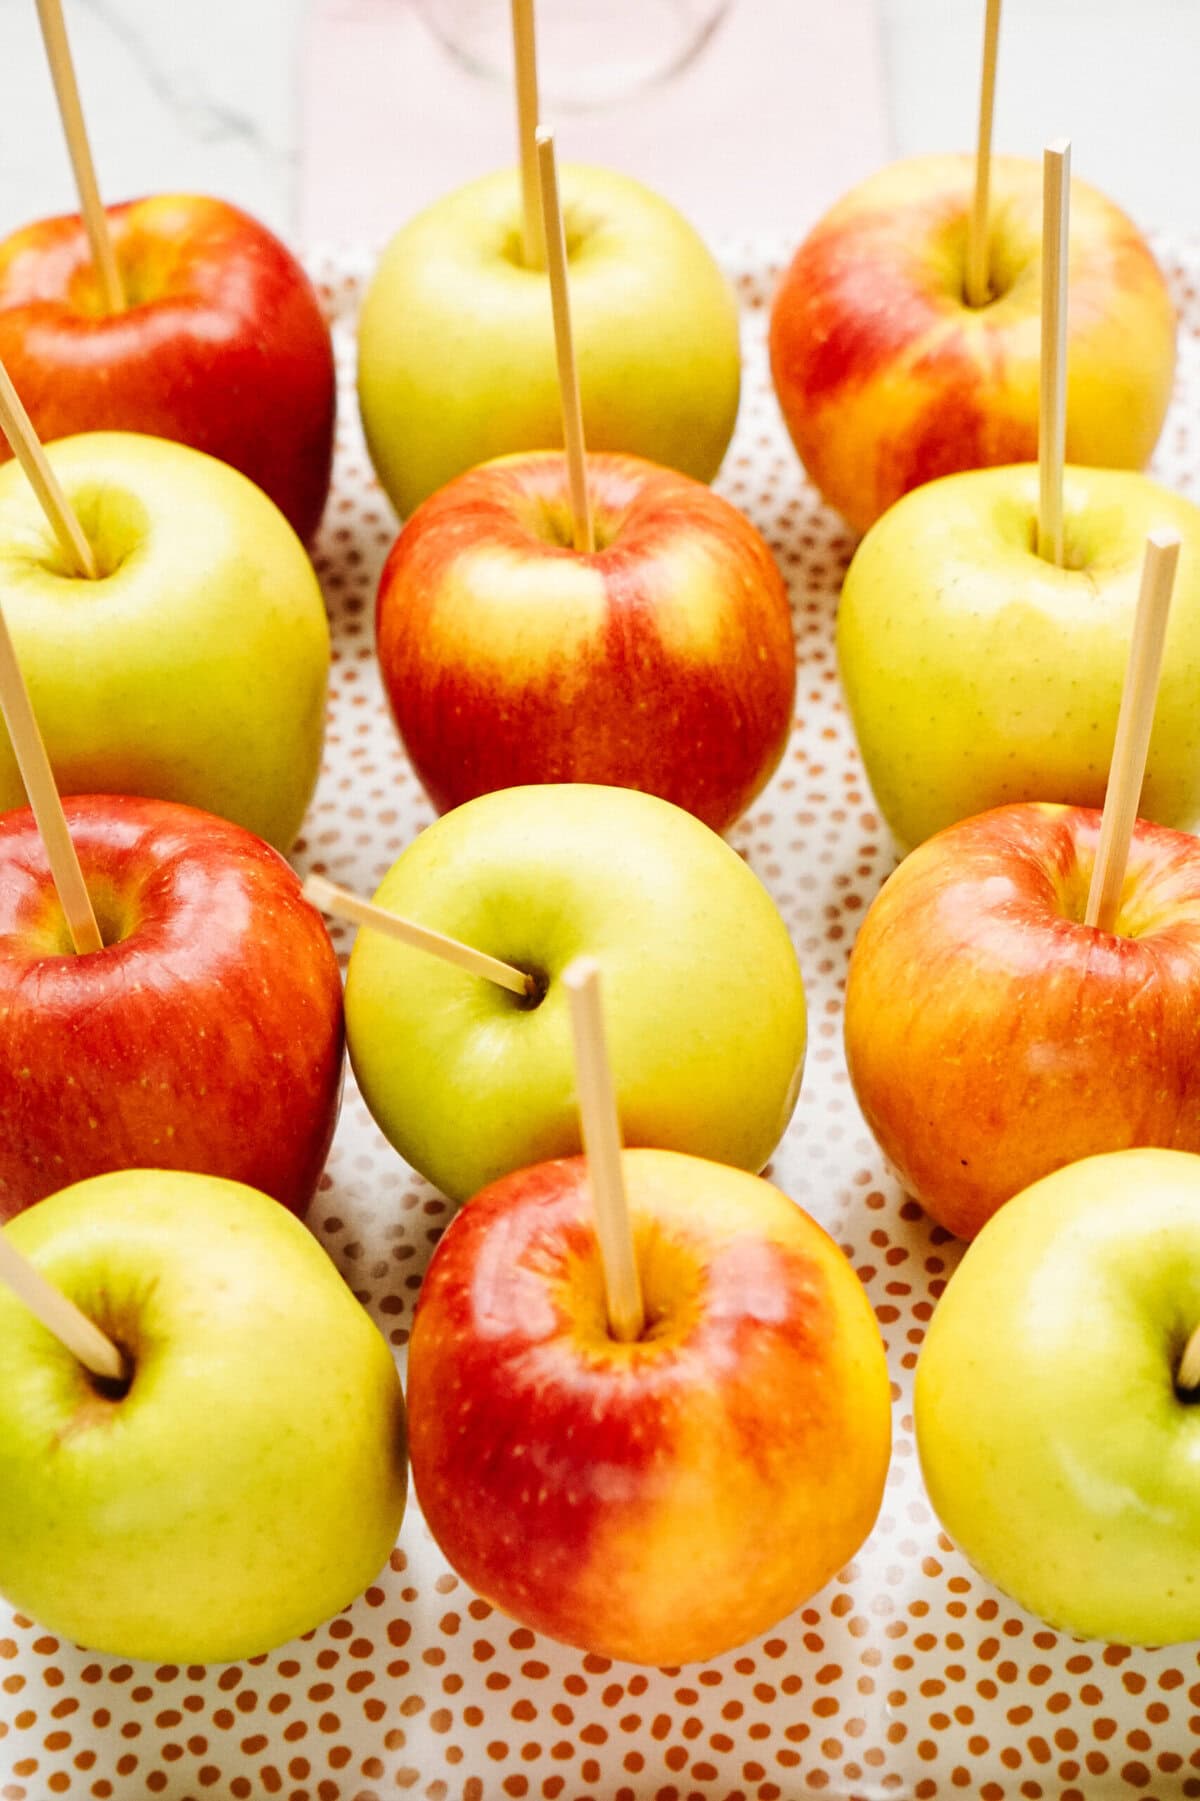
[
  {"x1": 0, "y1": 1168, "x2": 407, "y2": 1663},
  {"x1": 0, "y1": 195, "x2": 335, "y2": 542},
  {"x1": 844, "y1": 802, "x2": 1200, "y2": 1240},
  {"x1": 836, "y1": 464, "x2": 1200, "y2": 851},
  {"x1": 343, "y1": 784, "x2": 806, "y2": 1206},
  {"x1": 769, "y1": 153, "x2": 1176, "y2": 534},
  {"x1": 0, "y1": 793, "x2": 345, "y2": 1222},
  {"x1": 0, "y1": 430, "x2": 330, "y2": 851},
  {"x1": 915, "y1": 1148, "x2": 1200, "y2": 1644},
  {"x1": 374, "y1": 451, "x2": 796, "y2": 834},
  {"x1": 407, "y1": 1148, "x2": 891, "y2": 1666},
  {"x1": 357, "y1": 163, "x2": 741, "y2": 520}
]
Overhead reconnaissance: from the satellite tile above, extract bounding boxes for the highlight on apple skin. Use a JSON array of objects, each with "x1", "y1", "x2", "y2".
[
  {"x1": 770, "y1": 154, "x2": 1176, "y2": 535},
  {"x1": 844, "y1": 801, "x2": 1200, "y2": 1240},
  {"x1": 375, "y1": 451, "x2": 796, "y2": 836},
  {"x1": 407, "y1": 1149, "x2": 892, "y2": 1667}
]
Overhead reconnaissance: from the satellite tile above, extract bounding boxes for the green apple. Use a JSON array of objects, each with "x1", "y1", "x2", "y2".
[
  {"x1": 837, "y1": 465, "x2": 1200, "y2": 849},
  {"x1": 916, "y1": 1148, "x2": 1200, "y2": 1644},
  {"x1": 356, "y1": 163, "x2": 741, "y2": 520},
  {"x1": 344, "y1": 783, "x2": 807, "y2": 1204},
  {"x1": 0, "y1": 431, "x2": 330, "y2": 851},
  {"x1": 0, "y1": 1168, "x2": 407, "y2": 1664}
]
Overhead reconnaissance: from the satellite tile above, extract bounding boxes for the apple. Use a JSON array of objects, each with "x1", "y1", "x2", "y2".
[
  {"x1": 407, "y1": 1147, "x2": 891, "y2": 1665},
  {"x1": 769, "y1": 153, "x2": 1176, "y2": 534},
  {"x1": 344, "y1": 783, "x2": 807, "y2": 1205},
  {"x1": 0, "y1": 195, "x2": 336, "y2": 542},
  {"x1": 357, "y1": 163, "x2": 741, "y2": 521},
  {"x1": 916, "y1": 1147, "x2": 1200, "y2": 1644},
  {"x1": 374, "y1": 450, "x2": 796, "y2": 833},
  {"x1": 0, "y1": 1167, "x2": 407, "y2": 1662},
  {"x1": 844, "y1": 801, "x2": 1200, "y2": 1241},
  {"x1": 0, "y1": 792, "x2": 344, "y2": 1222},
  {"x1": 836, "y1": 464, "x2": 1200, "y2": 851},
  {"x1": 0, "y1": 429, "x2": 330, "y2": 851}
]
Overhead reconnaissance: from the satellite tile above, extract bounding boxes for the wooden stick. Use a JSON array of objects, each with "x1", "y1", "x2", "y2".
[
  {"x1": 34, "y1": 0, "x2": 124, "y2": 314},
  {"x1": 303, "y1": 874, "x2": 534, "y2": 999},
  {"x1": 1037, "y1": 138, "x2": 1071, "y2": 566},
  {"x1": 1084, "y1": 530, "x2": 1181, "y2": 933},
  {"x1": 1179, "y1": 1321, "x2": 1200, "y2": 1393},
  {"x1": 0, "y1": 1231, "x2": 126, "y2": 1383},
  {"x1": 0, "y1": 359, "x2": 97, "y2": 579},
  {"x1": 965, "y1": 0, "x2": 1002, "y2": 307},
  {"x1": 510, "y1": 0, "x2": 545, "y2": 270},
  {"x1": 564, "y1": 957, "x2": 645, "y2": 1344},
  {"x1": 0, "y1": 604, "x2": 102, "y2": 955},
  {"x1": 535, "y1": 127, "x2": 595, "y2": 555}
]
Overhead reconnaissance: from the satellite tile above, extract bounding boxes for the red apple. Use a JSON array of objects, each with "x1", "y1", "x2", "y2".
[
  {"x1": 0, "y1": 195, "x2": 335, "y2": 542},
  {"x1": 0, "y1": 794, "x2": 344, "y2": 1220},
  {"x1": 407, "y1": 1149, "x2": 891, "y2": 1666},
  {"x1": 844, "y1": 801, "x2": 1200, "y2": 1240},
  {"x1": 769, "y1": 154, "x2": 1176, "y2": 534},
  {"x1": 374, "y1": 451, "x2": 796, "y2": 835}
]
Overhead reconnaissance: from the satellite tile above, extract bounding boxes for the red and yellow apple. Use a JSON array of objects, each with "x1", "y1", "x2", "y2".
[
  {"x1": 375, "y1": 451, "x2": 795, "y2": 834},
  {"x1": 770, "y1": 154, "x2": 1176, "y2": 534},
  {"x1": 844, "y1": 801, "x2": 1200, "y2": 1239},
  {"x1": 0, "y1": 794, "x2": 344, "y2": 1220},
  {"x1": 0, "y1": 195, "x2": 335, "y2": 541},
  {"x1": 406, "y1": 1148, "x2": 891, "y2": 1665}
]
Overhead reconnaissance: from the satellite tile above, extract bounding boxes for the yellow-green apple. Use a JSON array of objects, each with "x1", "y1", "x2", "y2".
[
  {"x1": 407, "y1": 1148, "x2": 891, "y2": 1665},
  {"x1": 916, "y1": 1147, "x2": 1200, "y2": 1644},
  {"x1": 344, "y1": 783, "x2": 806, "y2": 1204},
  {"x1": 845, "y1": 801, "x2": 1200, "y2": 1240},
  {"x1": 0, "y1": 430, "x2": 329, "y2": 850},
  {"x1": 0, "y1": 196, "x2": 335, "y2": 541},
  {"x1": 357, "y1": 164, "x2": 740, "y2": 520},
  {"x1": 770, "y1": 154, "x2": 1176, "y2": 534},
  {"x1": 837, "y1": 465, "x2": 1200, "y2": 851},
  {"x1": 0, "y1": 1168, "x2": 406, "y2": 1662},
  {"x1": 0, "y1": 793, "x2": 344, "y2": 1222},
  {"x1": 375, "y1": 451, "x2": 795, "y2": 833}
]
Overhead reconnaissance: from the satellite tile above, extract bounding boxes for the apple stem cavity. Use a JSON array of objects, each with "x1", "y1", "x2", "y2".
[
  {"x1": 510, "y1": 0, "x2": 547, "y2": 271},
  {"x1": 1085, "y1": 529, "x2": 1181, "y2": 933},
  {"x1": 34, "y1": 0, "x2": 126, "y2": 315},
  {"x1": 535, "y1": 128, "x2": 596, "y2": 556},
  {"x1": 1036, "y1": 139, "x2": 1071, "y2": 566},
  {"x1": 1178, "y1": 1324, "x2": 1200, "y2": 1396},
  {"x1": 0, "y1": 358, "x2": 98, "y2": 579},
  {"x1": 564, "y1": 956, "x2": 646, "y2": 1344},
  {"x1": 0, "y1": 1229, "x2": 127, "y2": 1385},
  {"x1": 303, "y1": 873, "x2": 536, "y2": 999},
  {"x1": 965, "y1": 0, "x2": 1002, "y2": 308}
]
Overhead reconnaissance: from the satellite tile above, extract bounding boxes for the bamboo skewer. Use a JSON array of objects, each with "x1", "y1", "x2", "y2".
[
  {"x1": 965, "y1": 0, "x2": 1002, "y2": 307},
  {"x1": 510, "y1": 0, "x2": 545, "y2": 270},
  {"x1": 0, "y1": 1231, "x2": 126, "y2": 1383},
  {"x1": 535, "y1": 127, "x2": 595, "y2": 555},
  {"x1": 564, "y1": 957, "x2": 645, "y2": 1344},
  {"x1": 0, "y1": 359, "x2": 97, "y2": 579},
  {"x1": 34, "y1": 0, "x2": 124, "y2": 313},
  {"x1": 1178, "y1": 1322, "x2": 1200, "y2": 1393},
  {"x1": 1037, "y1": 139, "x2": 1071, "y2": 566},
  {"x1": 303, "y1": 874, "x2": 535, "y2": 999},
  {"x1": 1084, "y1": 530, "x2": 1181, "y2": 934}
]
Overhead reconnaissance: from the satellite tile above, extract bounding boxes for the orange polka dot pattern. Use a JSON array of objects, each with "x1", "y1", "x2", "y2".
[{"x1": 2, "y1": 241, "x2": 1200, "y2": 1801}]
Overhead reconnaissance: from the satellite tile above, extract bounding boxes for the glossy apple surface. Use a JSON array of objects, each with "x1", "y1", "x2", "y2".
[
  {"x1": 375, "y1": 451, "x2": 795, "y2": 833},
  {"x1": 357, "y1": 163, "x2": 741, "y2": 520},
  {"x1": 837, "y1": 465, "x2": 1200, "y2": 850},
  {"x1": 344, "y1": 784, "x2": 806, "y2": 1204},
  {"x1": 0, "y1": 195, "x2": 335, "y2": 541},
  {"x1": 407, "y1": 1148, "x2": 891, "y2": 1665},
  {"x1": 916, "y1": 1147, "x2": 1200, "y2": 1644},
  {"x1": 770, "y1": 154, "x2": 1175, "y2": 534},
  {"x1": 0, "y1": 430, "x2": 329, "y2": 850},
  {"x1": 0, "y1": 794, "x2": 344, "y2": 1220},
  {"x1": 845, "y1": 802, "x2": 1200, "y2": 1239},
  {"x1": 0, "y1": 1168, "x2": 406, "y2": 1662}
]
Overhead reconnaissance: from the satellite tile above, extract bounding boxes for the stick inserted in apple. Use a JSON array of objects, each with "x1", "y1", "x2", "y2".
[{"x1": 405, "y1": 959, "x2": 891, "y2": 1665}]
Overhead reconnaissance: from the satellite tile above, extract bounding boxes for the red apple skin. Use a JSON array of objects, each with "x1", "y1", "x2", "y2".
[
  {"x1": 0, "y1": 196, "x2": 335, "y2": 542},
  {"x1": 0, "y1": 794, "x2": 344, "y2": 1220},
  {"x1": 407, "y1": 1149, "x2": 891, "y2": 1666},
  {"x1": 375, "y1": 452, "x2": 796, "y2": 836},
  {"x1": 844, "y1": 802, "x2": 1200, "y2": 1240}
]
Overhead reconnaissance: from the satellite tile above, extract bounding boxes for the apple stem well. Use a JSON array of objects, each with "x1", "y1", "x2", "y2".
[
  {"x1": 0, "y1": 1230, "x2": 127, "y2": 1386},
  {"x1": 34, "y1": 0, "x2": 126, "y2": 315},
  {"x1": 1037, "y1": 138, "x2": 1071, "y2": 567},
  {"x1": 965, "y1": 0, "x2": 1002, "y2": 308},
  {"x1": 0, "y1": 358, "x2": 98, "y2": 579},
  {"x1": 1178, "y1": 1325, "x2": 1200, "y2": 1395},
  {"x1": 302, "y1": 873, "x2": 537, "y2": 999},
  {"x1": 535, "y1": 127, "x2": 596, "y2": 555},
  {"x1": 564, "y1": 956, "x2": 646, "y2": 1343}
]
